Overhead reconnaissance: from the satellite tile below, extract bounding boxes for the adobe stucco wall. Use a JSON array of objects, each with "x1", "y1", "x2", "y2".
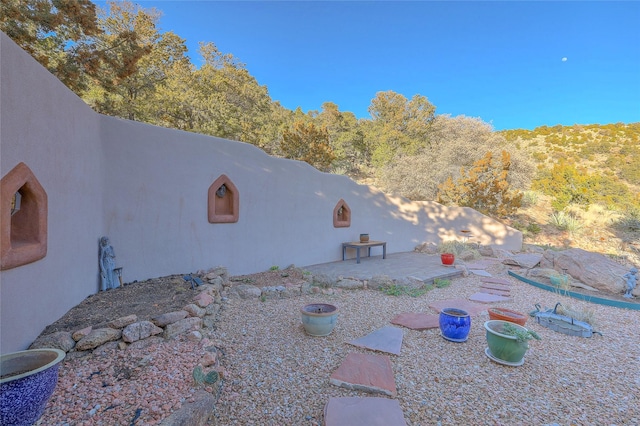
[
  {"x1": 1, "y1": 33, "x2": 104, "y2": 353},
  {"x1": 0, "y1": 32, "x2": 521, "y2": 352}
]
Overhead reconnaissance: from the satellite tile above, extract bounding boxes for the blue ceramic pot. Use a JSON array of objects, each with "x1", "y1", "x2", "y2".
[
  {"x1": 439, "y1": 308, "x2": 471, "y2": 342},
  {"x1": 301, "y1": 303, "x2": 339, "y2": 336},
  {"x1": 1, "y1": 348, "x2": 66, "y2": 426}
]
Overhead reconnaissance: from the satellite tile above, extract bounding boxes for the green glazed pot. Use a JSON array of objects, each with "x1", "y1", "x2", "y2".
[
  {"x1": 301, "y1": 303, "x2": 339, "y2": 336},
  {"x1": 484, "y1": 320, "x2": 529, "y2": 365}
]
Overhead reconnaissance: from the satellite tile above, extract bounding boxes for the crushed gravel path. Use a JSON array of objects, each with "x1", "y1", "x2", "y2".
[{"x1": 38, "y1": 262, "x2": 640, "y2": 425}]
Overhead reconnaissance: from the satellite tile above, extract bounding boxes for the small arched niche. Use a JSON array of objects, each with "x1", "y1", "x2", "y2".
[
  {"x1": 208, "y1": 174, "x2": 239, "y2": 223},
  {"x1": 333, "y1": 199, "x2": 351, "y2": 228},
  {"x1": 1, "y1": 162, "x2": 48, "y2": 270}
]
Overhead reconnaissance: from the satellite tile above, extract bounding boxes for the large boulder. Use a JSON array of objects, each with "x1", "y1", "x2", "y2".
[
  {"x1": 29, "y1": 331, "x2": 75, "y2": 352},
  {"x1": 75, "y1": 328, "x2": 122, "y2": 351},
  {"x1": 540, "y1": 248, "x2": 636, "y2": 296},
  {"x1": 368, "y1": 275, "x2": 394, "y2": 290},
  {"x1": 159, "y1": 390, "x2": 214, "y2": 426},
  {"x1": 227, "y1": 284, "x2": 261, "y2": 299},
  {"x1": 108, "y1": 314, "x2": 138, "y2": 329},
  {"x1": 164, "y1": 317, "x2": 203, "y2": 339},
  {"x1": 122, "y1": 321, "x2": 163, "y2": 343},
  {"x1": 152, "y1": 310, "x2": 188, "y2": 327}
]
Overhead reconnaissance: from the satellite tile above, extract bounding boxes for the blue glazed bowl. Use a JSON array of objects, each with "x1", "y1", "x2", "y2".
[
  {"x1": 1, "y1": 348, "x2": 66, "y2": 426},
  {"x1": 439, "y1": 308, "x2": 471, "y2": 342}
]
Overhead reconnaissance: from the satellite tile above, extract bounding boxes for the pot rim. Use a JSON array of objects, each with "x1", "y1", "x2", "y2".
[
  {"x1": 301, "y1": 303, "x2": 339, "y2": 316},
  {"x1": 440, "y1": 307, "x2": 470, "y2": 317},
  {"x1": 1, "y1": 348, "x2": 66, "y2": 384},
  {"x1": 484, "y1": 320, "x2": 528, "y2": 340},
  {"x1": 487, "y1": 307, "x2": 526, "y2": 319}
]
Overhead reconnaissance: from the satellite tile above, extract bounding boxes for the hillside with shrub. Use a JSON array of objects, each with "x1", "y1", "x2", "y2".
[
  {"x1": 2, "y1": 0, "x2": 638, "y2": 265},
  {"x1": 499, "y1": 123, "x2": 639, "y2": 265}
]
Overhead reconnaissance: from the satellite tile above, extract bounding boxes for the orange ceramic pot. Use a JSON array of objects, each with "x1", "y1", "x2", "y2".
[
  {"x1": 441, "y1": 253, "x2": 455, "y2": 265},
  {"x1": 487, "y1": 307, "x2": 527, "y2": 326}
]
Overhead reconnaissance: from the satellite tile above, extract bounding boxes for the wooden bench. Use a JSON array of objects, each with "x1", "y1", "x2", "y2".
[{"x1": 342, "y1": 241, "x2": 387, "y2": 264}]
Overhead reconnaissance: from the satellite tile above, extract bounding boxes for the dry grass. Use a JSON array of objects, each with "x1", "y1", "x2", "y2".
[{"x1": 513, "y1": 192, "x2": 639, "y2": 267}]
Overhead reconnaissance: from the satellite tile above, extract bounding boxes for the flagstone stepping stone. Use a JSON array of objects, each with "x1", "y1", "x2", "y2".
[
  {"x1": 480, "y1": 282, "x2": 511, "y2": 291},
  {"x1": 479, "y1": 287, "x2": 510, "y2": 297},
  {"x1": 481, "y1": 277, "x2": 513, "y2": 286},
  {"x1": 428, "y1": 298, "x2": 486, "y2": 316},
  {"x1": 347, "y1": 326, "x2": 403, "y2": 355},
  {"x1": 330, "y1": 352, "x2": 397, "y2": 396},
  {"x1": 469, "y1": 269, "x2": 492, "y2": 277},
  {"x1": 324, "y1": 397, "x2": 407, "y2": 426},
  {"x1": 390, "y1": 313, "x2": 439, "y2": 330},
  {"x1": 469, "y1": 292, "x2": 511, "y2": 303}
]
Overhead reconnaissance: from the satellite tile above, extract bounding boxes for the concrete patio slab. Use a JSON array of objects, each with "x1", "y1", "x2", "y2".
[
  {"x1": 324, "y1": 397, "x2": 407, "y2": 426},
  {"x1": 303, "y1": 252, "x2": 463, "y2": 284},
  {"x1": 469, "y1": 292, "x2": 511, "y2": 303},
  {"x1": 428, "y1": 299, "x2": 486, "y2": 316},
  {"x1": 347, "y1": 326, "x2": 403, "y2": 355},
  {"x1": 330, "y1": 352, "x2": 397, "y2": 396},
  {"x1": 390, "y1": 313, "x2": 440, "y2": 330}
]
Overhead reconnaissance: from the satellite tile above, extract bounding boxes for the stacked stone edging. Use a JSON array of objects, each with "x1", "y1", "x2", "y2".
[{"x1": 30, "y1": 271, "x2": 229, "y2": 354}]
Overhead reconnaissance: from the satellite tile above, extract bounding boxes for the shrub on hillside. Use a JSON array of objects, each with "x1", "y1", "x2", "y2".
[
  {"x1": 549, "y1": 211, "x2": 583, "y2": 234},
  {"x1": 380, "y1": 115, "x2": 535, "y2": 201},
  {"x1": 437, "y1": 151, "x2": 523, "y2": 218}
]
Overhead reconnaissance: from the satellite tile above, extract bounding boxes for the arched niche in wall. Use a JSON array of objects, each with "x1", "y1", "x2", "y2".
[
  {"x1": 208, "y1": 174, "x2": 239, "y2": 223},
  {"x1": 1, "y1": 162, "x2": 48, "y2": 270},
  {"x1": 333, "y1": 199, "x2": 351, "y2": 228}
]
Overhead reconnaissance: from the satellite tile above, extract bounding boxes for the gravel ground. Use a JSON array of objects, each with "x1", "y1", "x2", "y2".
[{"x1": 38, "y1": 262, "x2": 640, "y2": 425}]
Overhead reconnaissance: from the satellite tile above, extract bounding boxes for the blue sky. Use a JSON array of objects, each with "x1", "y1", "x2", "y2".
[{"x1": 101, "y1": 1, "x2": 639, "y2": 130}]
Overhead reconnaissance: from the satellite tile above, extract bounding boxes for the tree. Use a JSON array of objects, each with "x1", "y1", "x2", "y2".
[
  {"x1": 82, "y1": 1, "x2": 188, "y2": 121},
  {"x1": 316, "y1": 102, "x2": 365, "y2": 173},
  {"x1": 0, "y1": 0, "x2": 102, "y2": 92},
  {"x1": 381, "y1": 115, "x2": 535, "y2": 201},
  {"x1": 365, "y1": 91, "x2": 436, "y2": 167},
  {"x1": 280, "y1": 121, "x2": 335, "y2": 171},
  {"x1": 183, "y1": 42, "x2": 273, "y2": 144},
  {"x1": 437, "y1": 151, "x2": 523, "y2": 217}
]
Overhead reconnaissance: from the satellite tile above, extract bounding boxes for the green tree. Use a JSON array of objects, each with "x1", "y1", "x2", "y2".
[
  {"x1": 532, "y1": 161, "x2": 596, "y2": 210},
  {"x1": 381, "y1": 115, "x2": 535, "y2": 201},
  {"x1": 437, "y1": 151, "x2": 523, "y2": 217},
  {"x1": 316, "y1": 102, "x2": 365, "y2": 173},
  {"x1": 82, "y1": 1, "x2": 188, "y2": 121},
  {"x1": 365, "y1": 91, "x2": 436, "y2": 167},
  {"x1": 0, "y1": 0, "x2": 102, "y2": 92},
  {"x1": 280, "y1": 121, "x2": 335, "y2": 171},
  {"x1": 182, "y1": 42, "x2": 272, "y2": 144}
]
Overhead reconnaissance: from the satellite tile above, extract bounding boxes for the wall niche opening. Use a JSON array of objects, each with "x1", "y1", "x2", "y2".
[
  {"x1": 1, "y1": 162, "x2": 48, "y2": 270},
  {"x1": 208, "y1": 174, "x2": 239, "y2": 223},
  {"x1": 333, "y1": 199, "x2": 351, "y2": 228}
]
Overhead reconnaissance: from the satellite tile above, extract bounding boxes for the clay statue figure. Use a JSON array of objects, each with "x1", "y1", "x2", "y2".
[
  {"x1": 623, "y1": 267, "x2": 638, "y2": 298},
  {"x1": 99, "y1": 236, "x2": 119, "y2": 291}
]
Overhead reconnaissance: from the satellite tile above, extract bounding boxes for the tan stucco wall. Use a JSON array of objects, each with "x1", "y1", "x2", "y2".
[{"x1": 0, "y1": 32, "x2": 521, "y2": 352}]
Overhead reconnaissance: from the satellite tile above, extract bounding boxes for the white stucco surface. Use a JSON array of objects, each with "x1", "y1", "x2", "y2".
[{"x1": 0, "y1": 32, "x2": 521, "y2": 352}]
